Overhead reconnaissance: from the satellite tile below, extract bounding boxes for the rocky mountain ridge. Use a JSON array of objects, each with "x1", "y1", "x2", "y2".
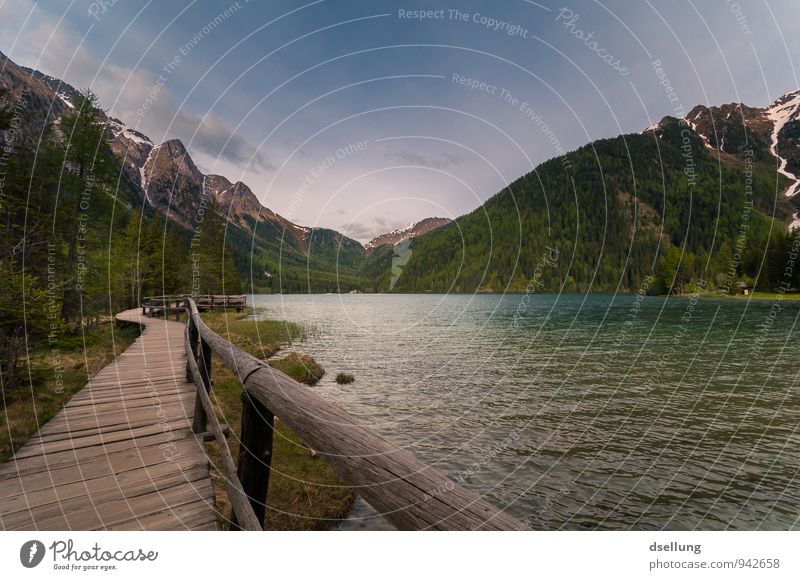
[
  {"x1": 646, "y1": 89, "x2": 800, "y2": 205},
  {"x1": 365, "y1": 217, "x2": 452, "y2": 250}
]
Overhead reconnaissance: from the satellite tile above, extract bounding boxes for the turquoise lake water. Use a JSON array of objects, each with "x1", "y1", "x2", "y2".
[{"x1": 249, "y1": 293, "x2": 799, "y2": 530}]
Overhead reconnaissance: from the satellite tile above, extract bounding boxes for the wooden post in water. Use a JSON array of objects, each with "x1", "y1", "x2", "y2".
[{"x1": 231, "y1": 391, "x2": 273, "y2": 530}]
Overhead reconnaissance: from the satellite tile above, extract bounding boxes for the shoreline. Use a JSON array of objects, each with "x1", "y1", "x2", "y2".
[
  {"x1": 686, "y1": 291, "x2": 800, "y2": 301},
  {"x1": 247, "y1": 290, "x2": 800, "y2": 299}
]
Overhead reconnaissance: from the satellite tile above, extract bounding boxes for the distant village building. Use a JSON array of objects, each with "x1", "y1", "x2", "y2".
[{"x1": 736, "y1": 281, "x2": 750, "y2": 295}]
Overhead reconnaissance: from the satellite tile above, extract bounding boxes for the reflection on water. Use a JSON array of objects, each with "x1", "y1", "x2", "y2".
[{"x1": 250, "y1": 293, "x2": 800, "y2": 530}]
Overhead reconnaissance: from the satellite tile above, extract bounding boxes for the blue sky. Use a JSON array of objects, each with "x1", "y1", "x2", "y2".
[{"x1": 2, "y1": 0, "x2": 800, "y2": 240}]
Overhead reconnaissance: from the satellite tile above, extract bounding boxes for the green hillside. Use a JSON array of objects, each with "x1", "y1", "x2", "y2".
[{"x1": 386, "y1": 119, "x2": 796, "y2": 294}]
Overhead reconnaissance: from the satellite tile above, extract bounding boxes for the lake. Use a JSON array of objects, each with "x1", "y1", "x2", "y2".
[{"x1": 249, "y1": 293, "x2": 800, "y2": 530}]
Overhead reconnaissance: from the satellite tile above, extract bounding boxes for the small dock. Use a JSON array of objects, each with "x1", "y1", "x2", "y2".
[{"x1": 0, "y1": 310, "x2": 217, "y2": 530}]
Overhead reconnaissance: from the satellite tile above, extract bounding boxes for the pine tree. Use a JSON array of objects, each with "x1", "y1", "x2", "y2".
[
  {"x1": 196, "y1": 200, "x2": 242, "y2": 294},
  {"x1": 57, "y1": 90, "x2": 119, "y2": 323}
]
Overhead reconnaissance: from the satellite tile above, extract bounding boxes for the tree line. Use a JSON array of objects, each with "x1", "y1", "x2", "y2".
[
  {"x1": 0, "y1": 89, "x2": 241, "y2": 397},
  {"x1": 390, "y1": 122, "x2": 800, "y2": 296}
]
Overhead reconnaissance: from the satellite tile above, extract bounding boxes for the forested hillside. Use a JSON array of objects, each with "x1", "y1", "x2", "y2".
[
  {"x1": 388, "y1": 118, "x2": 798, "y2": 294},
  {"x1": 7, "y1": 51, "x2": 799, "y2": 301}
]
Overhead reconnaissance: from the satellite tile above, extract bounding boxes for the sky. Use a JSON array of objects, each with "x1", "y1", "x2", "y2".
[{"x1": 2, "y1": 0, "x2": 800, "y2": 241}]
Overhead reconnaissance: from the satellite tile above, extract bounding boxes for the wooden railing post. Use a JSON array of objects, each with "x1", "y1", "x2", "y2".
[
  {"x1": 231, "y1": 390, "x2": 273, "y2": 530},
  {"x1": 192, "y1": 333, "x2": 212, "y2": 434},
  {"x1": 185, "y1": 302, "x2": 198, "y2": 382}
]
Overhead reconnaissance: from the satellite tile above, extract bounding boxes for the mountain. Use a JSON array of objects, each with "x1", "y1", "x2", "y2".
[
  {"x1": 106, "y1": 116, "x2": 155, "y2": 196},
  {"x1": 1, "y1": 51, "x2": 369, "y2": 292},
  {"x1": 134, "y1": 137, "x2": 370, "y2": 292},
  {"x1": 365, "y1": 217, "x2": 452, "y2": 250},
  {"x1": 0, "y1": 51, "x2": 73, "y2": 143},
  {"x1": 766, "y1": 91, "x2": 800, "y2": 196},
  {"x1": 386, "y1": 92, "x2": 800, "y2": 293},
  {"x1": 18, "y1": 63, "x2": 84, "y2": 109},
  {"x1": 683, "y1": 103, "x2": 774, "y2": 163},
  {"x1": 139, "y1": 139, "x2": 205, "y2": 227},
  {"x1": 656, "y1": 91, "x2": 800, "y2": 198},
  {"x1": 6, "y1": 49, "x2": 800, "y2": 296}
]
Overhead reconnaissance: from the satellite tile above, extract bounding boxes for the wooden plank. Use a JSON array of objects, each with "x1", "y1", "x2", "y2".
[
  {"x1": 11, "y1": 416, "x2": 195, "y2": 460},
  {"x1": 0, "y1": 438, "x2": 206, "y2": 499},
  {"x1": 6, "y1": 473, "x2": 214, "y2": 530},
  {"x1": 0, "y1": 455, "x2": 210, "y2": 517},
  {"x1": 110, "y1": 499, "x2": 219, "y2": 531},
  {"x1": 0, "y1": 308, "x2": 217, "y2": 531},
  {"x1": 1, "y1": 432, "x2": 199, "y2": 485},
  {"x1": 21, "y1": 418, "x2": 191, "y2": 453}
]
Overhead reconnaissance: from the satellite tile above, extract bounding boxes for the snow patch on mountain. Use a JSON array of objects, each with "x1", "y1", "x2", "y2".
[
  {"x1": 106, "y1": 117, "x2": 152, "y2": 146},
  {"x1": 365, "y1": 217, "x2": 452, "y2": 250},
  {"x1": 139, "y1": 144, "x2": 160, "y2": 199},
  {"x1": 56, "y1": 92, "x2": 73, "y2": 108},
  {"x1": 123, "y1": 128, "x2": 152, "y2": 145},
  {"x1": 686, "y1": 118, "x2": 713, "y2": 150},
  {"x1": 766, "y1": 90, "x2": 800, "y2": 198}
]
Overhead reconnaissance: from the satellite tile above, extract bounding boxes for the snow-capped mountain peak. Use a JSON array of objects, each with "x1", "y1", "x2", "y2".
[
  {"x1": 365, "y1": 217, "x2": 452, "y2": 250},
  {"x1": 766, "y1": 90, "x2": 800, "y2": 201}
]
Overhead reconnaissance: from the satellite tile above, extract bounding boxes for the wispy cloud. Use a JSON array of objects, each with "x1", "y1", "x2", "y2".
[
  {"x1": 339, "y1": 215, "x2": 407, "y2": 241},
  {"x1": 384, "y1": 149, "x2": 465, "y2": 169},
  {"x1": 1, "y1": 0, "x2": 272, "y2": 173},
  {"x1": 340, "y1": 221, "x2": 374, "y2": 240}
]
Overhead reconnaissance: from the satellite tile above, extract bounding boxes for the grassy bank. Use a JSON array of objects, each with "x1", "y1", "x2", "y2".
[
  {"x1": 693, "y1": 291, "x2": 800, "y2": 300},
  {"x1": 201, "y1": 310, "x2": 355, "y2": 530},
  {"x1": 0, "y1": 321, "x2": 141, "y2": 462}
]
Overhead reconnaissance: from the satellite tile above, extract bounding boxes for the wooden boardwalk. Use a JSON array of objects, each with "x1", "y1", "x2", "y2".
[{"x1": 0, "y1": 310, "x2": 217, "y2": 530}]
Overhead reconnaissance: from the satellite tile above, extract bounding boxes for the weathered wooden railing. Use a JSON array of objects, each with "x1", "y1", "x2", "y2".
[
  {"x1": 142, "y1": 294, "x2": 246, "y2": 319},
  {"x1": 180, "y1": 296, "x2": 522, "y2": 531}
]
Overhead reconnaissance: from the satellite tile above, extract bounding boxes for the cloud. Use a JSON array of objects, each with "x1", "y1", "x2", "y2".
[
  {"x1": 340, "y1": 221, "x2": 374, "y2": 240},
  {"x1": 384, "y1": 149, "x2": 465, "y2": 169},
  {"x1": 1, "y1": 1, "x2": 272, "y2": 173},
  {"x1": 339, "y1": 216, "x2": 408, "y2": 241},
  {"x1": 169, "y1": 110, "x2": 274, "y2": 172}
]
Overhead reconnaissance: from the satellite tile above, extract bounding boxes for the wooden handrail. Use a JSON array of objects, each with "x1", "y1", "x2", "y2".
[
  {"x1": 182, "y1": 297, "x2": 522, "y2": 531},
  {"x1": 184, "y1": 320, "x2": 262, "y2": 531},
  {"x1": 141, "y1": 295, "x2": 246, "y2": 319}
]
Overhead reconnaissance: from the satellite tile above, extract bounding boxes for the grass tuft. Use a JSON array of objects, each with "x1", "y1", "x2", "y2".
[
  {"x1": 269, "y1": 352, "x2": 325, "y2": 386},
  {"x1": 335, "y1": 372, "x2": 355, "y2": 385},
  {"x1": 201, "y1": 309, "x2": 303, "y2": 360}
]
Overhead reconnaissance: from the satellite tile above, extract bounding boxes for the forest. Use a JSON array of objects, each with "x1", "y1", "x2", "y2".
[
  {"x1": 389, "y1": 118, "x2": 800, "y2": 295},
  {"x1": 0, "y1": 89, "x2": 241, "y2": 398}
]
